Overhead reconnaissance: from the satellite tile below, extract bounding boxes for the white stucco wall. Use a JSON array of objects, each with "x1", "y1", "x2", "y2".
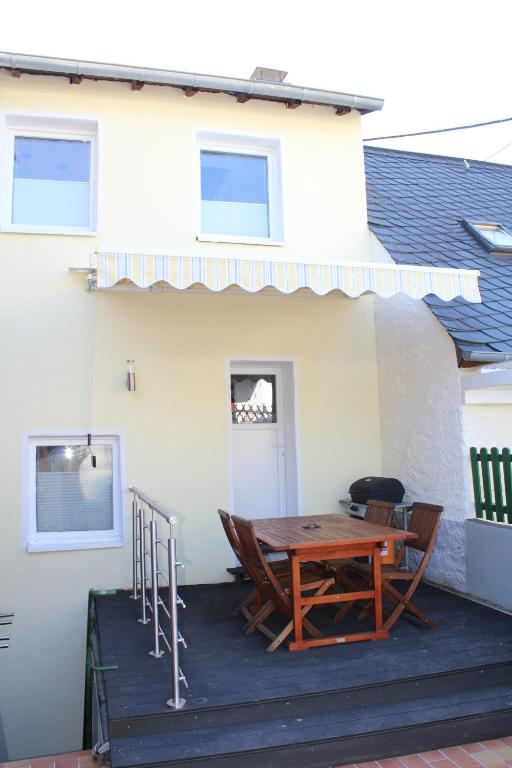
[
  {"x1": 375, "y1": 291, "x2": 472, "y2": 589},
  {"x1": 372, "y1": 239, "x2": 472, "y2": 591},
  {"x1": 0, "y1": 72, "x2": 383, "y2": 760}
]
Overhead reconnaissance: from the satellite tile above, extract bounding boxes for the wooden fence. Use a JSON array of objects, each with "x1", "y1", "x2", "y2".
[{"x1": 470, "y1": 447, "x2": 512, "y2": 523}]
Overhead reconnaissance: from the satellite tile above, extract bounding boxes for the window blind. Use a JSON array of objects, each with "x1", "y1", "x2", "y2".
[{"x1": 35, "y1": 445, "x2": 113, "y2": 532}]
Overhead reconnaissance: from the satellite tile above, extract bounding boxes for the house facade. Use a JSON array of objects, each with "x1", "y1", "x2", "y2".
[{"x1": 0, "y1": 55, "x2": 481, "y2": 761}]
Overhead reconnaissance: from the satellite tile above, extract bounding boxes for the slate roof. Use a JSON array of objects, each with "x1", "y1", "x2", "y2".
[{"x1": 364, "y1": 146, "x2": 512, "y2": 360}]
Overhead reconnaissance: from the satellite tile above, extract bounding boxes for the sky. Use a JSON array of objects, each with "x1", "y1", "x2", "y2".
[{"x1": 2, "y1": 0, "x2": 512, "y2": 164}]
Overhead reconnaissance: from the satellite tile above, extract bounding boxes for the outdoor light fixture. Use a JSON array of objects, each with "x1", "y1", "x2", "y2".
[{"x1": 127, "y1": 360, "x2": 136, "y2": 391}]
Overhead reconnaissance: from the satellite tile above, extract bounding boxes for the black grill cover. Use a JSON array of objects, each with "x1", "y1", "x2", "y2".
[{"x1": 349, "y1": 477, "x2": 405, "y2": 505}]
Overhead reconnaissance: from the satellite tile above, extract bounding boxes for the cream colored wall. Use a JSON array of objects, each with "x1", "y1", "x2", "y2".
[
  {"x1": 0, "y1": 70, "x2": 370, "y2": 264},
  {"x1": 0, "y1": 271, "x2": 382, "y2": 759},
  {"x1": 0, "y1": 72, "x2": 381, "y2": 760},
  {"x1": 462, "y1": 400, "x2": 512, "y2": 518},
  {"x1": 463, "y1": 404, "x2": 512, "y2": 452}
]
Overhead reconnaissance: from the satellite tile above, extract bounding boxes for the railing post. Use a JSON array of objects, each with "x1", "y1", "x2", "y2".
[
  {"x1": 138, "y1": 506, "x2": 150, "y2": 624},
  {"x1": 131, "y1": 495, "x2": 139, "y2": 600},
  {"x1": 166, "y1": 537, "x2": 185, "y2": 710},
  {"x1": 148, "y1": 520, "x2": 164, "y2": 657}
]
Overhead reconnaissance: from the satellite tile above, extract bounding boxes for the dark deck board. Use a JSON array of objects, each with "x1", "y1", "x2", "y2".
[
  {"x1": 95, "y1": 582, "x2": 512, "y2": 720},
  {"x1": 111, "y1": 686, "x2": 512, "y2": 766}
]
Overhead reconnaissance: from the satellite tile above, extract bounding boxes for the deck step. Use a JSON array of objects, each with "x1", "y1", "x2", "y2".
[
  {"x1": 110, "y1": 684, "x2": 512, "y2": 768},
  {"x1": 95, "y1": 584, "x2": 512, "y2": 768},
  {"x1": 109, "y1": 660, "x2": 512, "y2": 736}
]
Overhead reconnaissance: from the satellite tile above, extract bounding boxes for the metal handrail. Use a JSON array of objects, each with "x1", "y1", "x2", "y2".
[
  {"x1": 129, "y1": 485, "x2": 177, "y2": 525},
  {"x1": 129, "y1": 486, "x2": 187, "y2": 709}
]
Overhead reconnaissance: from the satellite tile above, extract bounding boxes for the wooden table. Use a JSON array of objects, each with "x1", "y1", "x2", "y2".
[{"x1": 253, "y1": 514, "x2": 417, "y2": 651}]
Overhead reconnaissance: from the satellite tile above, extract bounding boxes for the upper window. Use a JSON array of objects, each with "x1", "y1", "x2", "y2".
[
  {"x1": 25, "y1": 433, "x2": 123, "y2": 552},
  {"x1": 197, "y1": 131, "x2": 283, "y2": 244},
  {"x1": 2, "y1": 114, "x2": 98, "y2": 235},
  {"x1": 201, "y1": 151, "x2": 269, "y2": 238},
  {"x1": 463, "y1": 220, "x2": 512, "y2": 254}
]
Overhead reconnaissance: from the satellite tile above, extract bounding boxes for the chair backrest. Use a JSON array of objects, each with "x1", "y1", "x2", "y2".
[
  {"x1": 407, "y1": 502, "x2": 443, "y2": 553},
  {"x1": 365, "y1": 499, "x2": 395, "y2": 527},
  {"x1": 231, "y1": 515, "x2": 291, "y2": 614},
  {"x1": 217, "y1": 508, "x2": 245, "y2": 563}
]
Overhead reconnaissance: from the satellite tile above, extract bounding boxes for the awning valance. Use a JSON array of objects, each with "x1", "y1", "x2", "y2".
[{"x1": 92, "y1": 251, "x2": 481, "y2": 303}]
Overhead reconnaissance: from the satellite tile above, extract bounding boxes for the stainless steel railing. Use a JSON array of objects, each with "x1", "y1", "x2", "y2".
[
  {"x1": 0, "y1": 611, "x2": 14, "y2": 649},
  {"x1": 129, "y1": 485, "x2": 188, "y2": 709}
]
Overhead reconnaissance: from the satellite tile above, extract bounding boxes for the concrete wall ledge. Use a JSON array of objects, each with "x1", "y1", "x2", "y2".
[{"x1": 465, "y1": 517, "x2": 512, "y2": 612}]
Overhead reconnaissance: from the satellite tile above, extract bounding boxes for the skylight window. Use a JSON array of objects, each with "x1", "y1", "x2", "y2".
[{"x1": 463, "y1": 220, "x2": 512, "y2": 254}]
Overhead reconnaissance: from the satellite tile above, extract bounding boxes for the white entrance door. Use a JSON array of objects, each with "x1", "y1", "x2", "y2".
[{"x1": 231, "y1": 364, "x2": 287, "y2": 520}]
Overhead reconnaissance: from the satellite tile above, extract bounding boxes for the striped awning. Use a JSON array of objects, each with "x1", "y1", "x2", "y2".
[{"x1": 93, "y1": 251, "x2": 481, "y2": 303}]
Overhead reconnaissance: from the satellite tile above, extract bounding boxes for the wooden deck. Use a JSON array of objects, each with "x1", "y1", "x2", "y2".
[{"x1": 93, "y1": 582, "x2": 512, "y2": 768}]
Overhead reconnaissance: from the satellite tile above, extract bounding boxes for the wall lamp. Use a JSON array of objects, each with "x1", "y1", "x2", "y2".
[{"x1": 127, "y1": 360, "x2": 136, "y2": 391}]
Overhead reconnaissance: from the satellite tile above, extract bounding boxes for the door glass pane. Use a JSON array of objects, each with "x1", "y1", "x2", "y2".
[
  {"x1": 12, "y1": 137, "x2": 91, "y2": 227},
  {"x1": 35, "y1": 444, "x2": 113, "y2": 532},
  {"x1": 231, "y1": 374, "x2": 276, "y2": 423},
  {"x1": 201, "y1": 151, "x2": 269, "y2": 237}
]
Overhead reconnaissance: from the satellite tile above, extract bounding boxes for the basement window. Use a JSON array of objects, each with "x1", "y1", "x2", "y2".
[
  {"x1": 25, "y1": 433, "x2": 123, "y2": 552},
  {"x1": 463, "y1": 220, "x2": 512, "y2": 254}
]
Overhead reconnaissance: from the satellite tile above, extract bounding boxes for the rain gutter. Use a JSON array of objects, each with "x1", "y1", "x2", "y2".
[
  {"x1": 0, "y1": 52, "x2": 384, "y2": 115},
  {"x1": 460, "y1": 350, "x2": 512, "y2": 364}
]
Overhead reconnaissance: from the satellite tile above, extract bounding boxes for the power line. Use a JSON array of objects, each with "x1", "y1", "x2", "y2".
[
  {"x1": 363, "y1": 115, "x2": 512, "y2": 142},
  {"x1": 484, "y1": 139, "x2": 512, "y2": 161}
]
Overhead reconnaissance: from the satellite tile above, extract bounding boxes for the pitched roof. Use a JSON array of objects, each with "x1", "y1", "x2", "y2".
[{"x1": 364, "y1": 146, "x2": 512, "y2": 361}]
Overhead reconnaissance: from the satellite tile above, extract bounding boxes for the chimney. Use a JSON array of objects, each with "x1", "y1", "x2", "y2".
[{"x1": 250, "y1": 67, "x2": 288, "y2": 83}]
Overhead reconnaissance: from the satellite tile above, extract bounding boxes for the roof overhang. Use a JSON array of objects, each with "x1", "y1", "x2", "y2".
[
  {"x1": 83, "y1": 251, "x2": 481, "y2": 302},
  {"x1": 0, "y1": 52, "x2": 384, "y2": 116}
]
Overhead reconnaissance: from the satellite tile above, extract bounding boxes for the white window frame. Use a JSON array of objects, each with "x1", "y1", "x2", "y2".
[
  {"x1": 463, "y1": 219, "x2": 512, "y2": 254},
  {"x1": 1, "y1": 112, "x2": 99, "y2": 236},
  {"x1": 195, "y1": 129, "x2": 284, "y2": 246},
  {"x1": 23, "y1": 431, "x2": 124, "y2": 553}
]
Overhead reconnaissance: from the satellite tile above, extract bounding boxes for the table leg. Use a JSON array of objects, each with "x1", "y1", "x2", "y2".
[
  {"x1": 372, "y1": 545, "x2": 383, "y2": 632},
  {"x1": 291, "y1": 553, "x2": 303, "y2": 644}
]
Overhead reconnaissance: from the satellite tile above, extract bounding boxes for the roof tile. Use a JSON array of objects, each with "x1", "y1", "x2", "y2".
[{"x1": 365, "y1": 147, "x2": 512, "y2": 358}]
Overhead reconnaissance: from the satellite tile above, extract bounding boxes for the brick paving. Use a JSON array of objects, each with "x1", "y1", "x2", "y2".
[
  {"x1": 0, "y1": 750, "x2": 96, "y2": 768},
  {"x1": 1, "y1": 739, "x2": 512, "y2": 768},
  {"x1": 337, "y1": 738, "x2": 512, "y2": 768}
]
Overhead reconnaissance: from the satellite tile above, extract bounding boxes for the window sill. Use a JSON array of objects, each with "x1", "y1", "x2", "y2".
[
  {"x1": 27, "y1": 535, "x2": 123, "y2": 553},
  {"x1": 197, "y1": 234, "x2": 285, "y2": 247},
  {"x1": 1, "y1": 225, "x2": 97, "y2": 237}
]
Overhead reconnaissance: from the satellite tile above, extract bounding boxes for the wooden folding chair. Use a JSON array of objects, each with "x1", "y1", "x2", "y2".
[
  {"x1": 218, "y1": 509, "x2": 290, "y2": 626},
  {"x1": 349, "y1": 502, "x2": 443, "y2": 630},
  {"x1": 363, "y1": 499, "x2": 396, "y2": 527},
  {"x1": 329, "y1": 500, "x2": 395, "y2": 621},
  {"x1": 232, "y1": 515, "x2": 335, "y2": 652}
]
